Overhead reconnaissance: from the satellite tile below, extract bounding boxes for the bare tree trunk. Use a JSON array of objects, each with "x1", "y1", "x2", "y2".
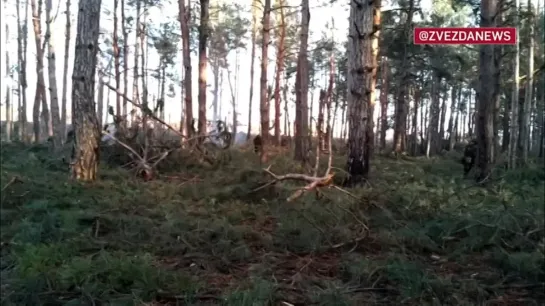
[
  {"x1": 4, "y1": 0, "x2": 11, "y2": 142},
  {"x1": 428, "y1": 72, "x2": 441, "y2": 155},
  {"x1": 121, "y1": 0, "x2": 128, "y2": 119},
  {"x1": 259, "y1": 0, "x2": 271, "y2": 161},
  {"x1": 273, "y1": 0, "x2": 286, "y2": 145},
  {"x1": 45, "y1": 0, "x2": 62, "y2": 148},
  {"x1": 71, "y1": 0, "x2": 102, "y2": 181},
  {"x1": 113, "y1": 0, "x2": 121, "y2": 118},
  {"x1": 60, "y1": 0, "x2": 71, "y2": 141},
  {"x1": 519, "y1": 0, "x2": 534, "y2": 164},
  {"x1": 294, "y1": 0, "x2": 310, "y2": 162},
  {"x1": 412, "y1": 85, "x2": 420, "y2": 155},
  {"x1": 132, "y1": 0, "x2": 141, "y2": 126},
  {"x1": 323, "y1": 54, "x2": 335, "y2": 151},
  {"x1": 538, "y1": 85, "x2": 545, "y2": 158},
  {"x1": 247, "y1": 0, "x2": 258, "y2": 140},
  {"x1": 448, "y1": 86, "x2": 459, "y2": 150},
  {"x1": 97, "y1": 76, "x2": 104, "y2": 128},
  {"x1": 379, "y1": 58, "x2": 388, "y2": 150},
  {"x1": 393, "y1": 0, "x2": 413, "y2": 154},
  {"x1": 17, "y1": 0, "x2": 29, "y2": 142},
  {"x1": 454, "y1": 88, "x2": 461, "y2": 144},
  {"x1": 283, "y1": 83, "x2": 289, "y2": 136},
  {"x1": 178, "y1": 0, "x2": 193, "y2": 137},
  {"x1": 439, "y1": 89, "x2": 447, "y2": 145},
  {"x1": 345, "y1": 0, "x2": 381, "y2": 185},
  {"x1": 197, "y1": 0, "x2": 209, "y2": 139},
  {"x1": 212, "y1": 61, "x2": 219, "y2": 121},
  {"x1": 475, "y1": 0, "x2": 498, "y2": 181},
  {"x1": 140, "y1": 6, "x2": 150, "y2": 155},
  {"x1": 502, "y1": 87, "x2": 511, "y2": 151},
  {"x1": 31, "y1": 0, "x2": 50, "y2": 142}
]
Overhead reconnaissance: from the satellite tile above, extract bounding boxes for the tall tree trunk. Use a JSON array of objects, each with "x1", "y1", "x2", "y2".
[
  {"x1": 323, "y1": 53, "x2": 335, "y2": 151},
  {"x1": 454, "y1": 88, "x2": 461, "y2": 144},
  {"x1": 97, "y1": 75, "x2": 104, "y2": 128},
  {"x1": 160, "y1": 64, "x2": 166, "y2": 120},
  {"x1": 345, "y1": 0, "x2": 381, "y2": 185},
  {"x1": 113, "y1": 0, "x2": 121, "y2": 118},
  {"x1": 519, "y1": 0, "x2": 534, "y2": 164},
  {"x1": 476, "y1": 0, "x2": 499, "y2": 181},
  {"x1": 212, "y1": 62, "x2": 219, "y2": 121},
  {"x1": 197, "y1": 0, "x2": 209, "y2": 139},
  {"x1": 45, "y1": 0, "x2": 62, "y2": 148},
  {"x1": 140, "y1": 6, "x2": 150, "y2": 155},
  {"x1": 448, "y1": 86, "x2": 459, "y2": 150},
  {"x1": 317, "y1": 90, "x2": 325, "y2": 150},
  {"x1": 17, "y1": 0, "x2": 29, "y2": 142},
  {"x1": 31, "y1": 0, "x2": 50, "y2": 142},
  {"x1": 412, "y1": 85, "x2": 420, "y2": 155},
  {"x1": 61, "y1": 0, "x2": 71, "y2": 141},
  {"x1": 538, "y1": 82, "x2": 545, "y2": 158},
  {"x1": 132, "y1": 0, "x2": 140, "y2": 126},
  {"x1": 121, "y1": 0, "x2": 128, "y2": 119},
  {"x1": 428, "y1": 72, "x2": 441, "y2": 155},
  {"x1": 439, "y1": 89, "x2": 447, "y2": 145},
  {"x1": 309, "y1": 80, "x2": 314, "y2": 137},
  {"x1": 393, "y1": 0, "x2": 413, "y2": 154},
  {"x1": 502, "y1": 87, "x2": 511, "y2": 151},
  {"x1": 233, "y1": 50, "x2": 240, "y2": 139},
  {"x1": 178, "y1": 0, "x2": 193, "y2": 137},
  {"x1": 259, "y1": 0, "x2": 271, "y2": 160},
  {"x1": 294, "y1": 0, "x2": 310, "y2": 162},
  {"x1": 4, "y1": 0, "x2": 11, "y2": 142},
  {"x1": 273, "y1": 0, "x2": 286, "y2": 145},
  {"x1": 379, "y1": 58, "x2": 388, "y2": 150},
  {"x1": 71, "y1": 0, "x2": 102, "y2": 181},
  {"x1": 283, "y1": 83, "x2": 289, "y2": 136},
  {"x1": 247, "y1": 0, "x2": 258, "y2": 140}
]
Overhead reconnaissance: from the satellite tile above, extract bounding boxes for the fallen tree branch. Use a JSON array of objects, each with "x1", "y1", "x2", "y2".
[{"x1": 259, "y1": 165, "x2": 335, "y2": 202}]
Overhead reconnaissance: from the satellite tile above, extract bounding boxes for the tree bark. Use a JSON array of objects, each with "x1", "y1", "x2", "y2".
[
  {"x1": 45, "y1": 0, "x2": 62, "y2": 148},
  {"x1": 439, "y1": 89, "x2": 447, "y2": 146},
  {"x1": 294, "y1": 0, "x2": 310, "y2": 162},
  {"x1": 60, "y1": 0, "x2": 71, "y2": 142},
  {"x1": 247, "y1": 0, "x2": 258, "y2": 140},
  {"x1": 31, "y1": 0, "x2": 50, "y2": 142},
  {"x1": 197, "y1": 0, "x2": 210, "y2": 139},
  {"x1": 113, "y1": 0, "x2": 121, "y2": 118},
  {"x1": 428, "y1": 72, "x2": 441, "y2": 155},
  {"x1": 178, "y1": 0, "x2": 193, "y2": 137},
  {"x1": 17, "y1": 0, "x2": 29, "y2": 141},
  {"x1": 412, "y1": 84, "x2": 420, "y2": 155},
  {"x1": 475, "y1": 0, "x2": 499, "y2": 181},
  {"x1": 132, "y1": 0, "x2": 140, "y2": 126},
  {"x1": 273, "y1": 0, "x2": 286, "y2": 145},
  {"x1": 345, "y1": 0, "x2": 381, "y2": 185},
  {"x1": 70, "y1": 0, "x2": 102, "y2": 181},
  {"x1": 519, "y1": 0, "x2": 534, "y2": 164},
  {"x1": 379, "y1": 58, "x2": 388, "y2": 150},
  {"x1": 121, "y1": 0, "x2": 128, "y2": 119},
  {"x1": 259, "y1": 0, "x2": 271, "y2": 160},
  {"x1": 4, "y1": 0, "x2": 11, "y2": 142},
  {"x1": 392, "y1": 0, "x2": 413, "y2": 154}
]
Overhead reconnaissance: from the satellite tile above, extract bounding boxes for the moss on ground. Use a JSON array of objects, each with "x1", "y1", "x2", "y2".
[{"x1": 1, "y1": 143, "x2": 544, "y2": 305}]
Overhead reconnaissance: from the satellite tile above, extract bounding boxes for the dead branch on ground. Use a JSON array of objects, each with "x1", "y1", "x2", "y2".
[{"x1": 254, "y1": 54, "x2": 353, "y2": 204}]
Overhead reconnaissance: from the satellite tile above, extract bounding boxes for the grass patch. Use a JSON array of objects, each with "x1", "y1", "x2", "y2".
[{"x1": 1, "y1": 143, "x2": 544, "y2": 305}]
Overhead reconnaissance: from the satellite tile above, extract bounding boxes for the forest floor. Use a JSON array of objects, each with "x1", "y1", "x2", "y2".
[{"x1": 1, "y1": 143, "x2": 544, "y2": 306}]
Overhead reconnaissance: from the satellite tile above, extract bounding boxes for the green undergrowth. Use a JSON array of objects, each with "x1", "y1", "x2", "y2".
[{"x1": 1, "y1": 143, "x2": 544, "y2": 305}]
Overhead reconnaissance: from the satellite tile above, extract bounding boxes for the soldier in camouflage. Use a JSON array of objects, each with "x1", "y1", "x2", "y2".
[{"x1": 461, "y1": 139, "x2": 477, "y2": 176}]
